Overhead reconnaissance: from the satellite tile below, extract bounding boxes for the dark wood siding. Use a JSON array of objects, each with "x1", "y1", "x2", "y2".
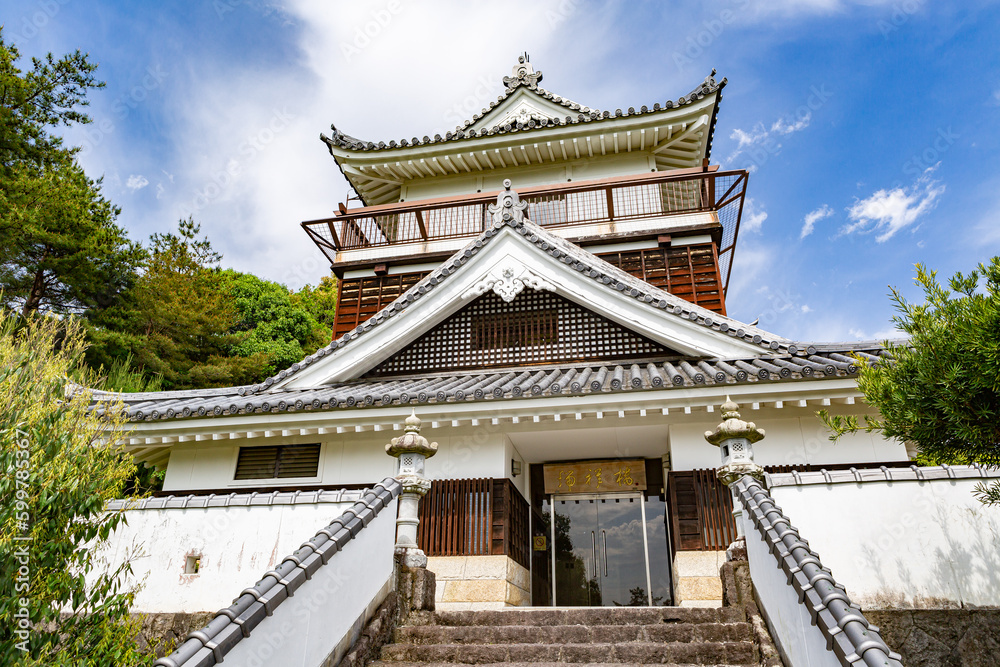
[
  {"x1": 598, "y1": 243, "x2": 726, "y2": 315},
  {"x1": 417, "y1": 478, "x2": 530, "y2": 569},
  {"x1": 333, "y1": 271, "x2": 430, "y2": 340}
]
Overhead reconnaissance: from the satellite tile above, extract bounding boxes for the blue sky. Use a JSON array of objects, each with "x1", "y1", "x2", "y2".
[{"x1": 4, "y1": 0, "x2": 999, "y2": 343}]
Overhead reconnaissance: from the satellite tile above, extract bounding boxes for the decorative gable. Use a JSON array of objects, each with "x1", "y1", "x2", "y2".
[{"x1": 364, "y1": 289, "x2": 683, "y2": 377}]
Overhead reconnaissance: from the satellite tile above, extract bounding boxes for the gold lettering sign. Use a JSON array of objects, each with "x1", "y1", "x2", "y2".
[{"x1": 542, "y1": 459, "x2": 646, "y2": 494}]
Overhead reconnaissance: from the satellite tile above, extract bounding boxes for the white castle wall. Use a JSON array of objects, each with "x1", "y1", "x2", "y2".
[
  {"x1": 770, "y1": 474, "x2": 1000, "y2": 608},
  {"x1": 95, "y1": 498, "x2": 365, "y2": 613}
]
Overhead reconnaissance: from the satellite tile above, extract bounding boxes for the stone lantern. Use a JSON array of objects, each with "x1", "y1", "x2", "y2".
[
  {"x1": 385, "y1": 410, "x2": 438, "y2": 568},
  {"x1": 704, "y1": 396, "x2": 766, "y2": 485},
  {"x1": 705, "y1": 397, "x2": 765, "y2": 540}
]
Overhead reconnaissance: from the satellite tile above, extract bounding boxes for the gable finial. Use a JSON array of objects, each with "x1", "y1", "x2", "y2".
[
  {"x1": 487, "y1": 179, "x2": 529, "y2": 226},
  {"x1": 503, "y1": 53, "x2": 543, "y2": 90}
]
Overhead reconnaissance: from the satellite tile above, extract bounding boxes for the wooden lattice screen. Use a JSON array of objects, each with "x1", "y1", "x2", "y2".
[
  {"x1": 667, "y1": 468, "x2": 736, "y2": 552},
  {"x1": 366, "y1": 290, "x2": 678, "y2": 376},
  {"x1": 416, "y1": 478, "x2": 530, "y2": 569}
]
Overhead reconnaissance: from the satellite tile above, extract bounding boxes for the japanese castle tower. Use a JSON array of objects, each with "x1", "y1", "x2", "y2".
[{"x1": 117, "y1": 56, "x2": 911, "y2": 615}]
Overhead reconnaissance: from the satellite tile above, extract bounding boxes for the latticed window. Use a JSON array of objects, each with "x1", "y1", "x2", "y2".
[
  {"x1": 472, "y1": 310, "x2": 558, "y2": 349},
  {"x1": 234, "y1": 444, "x2": 321, "y2": 480},
  {"x1": 366, "y1": 290, "x2": 678, "y2": 376}
]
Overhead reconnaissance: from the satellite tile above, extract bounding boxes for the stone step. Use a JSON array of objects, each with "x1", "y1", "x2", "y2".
[
  {"x1": 395, "y1": 622, "x2": 753, "y2": 646},
  {"x1": 429, "y1": 607, "x2": 744, "y2": 628},
  {"x1": 372, "y1": 663, "x2": 742, "y2": 667},
  {"x1": 379, "y1": 641, "x2": 756, "y2": 665}
]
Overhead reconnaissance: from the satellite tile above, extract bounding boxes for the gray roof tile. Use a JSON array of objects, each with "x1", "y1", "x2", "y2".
[
  {"x1": 153, "y1": 478, "x2": 401, "y2": 667},
  {"x1": 733, "y1": 475, "x2": 903, "y2": 666}
]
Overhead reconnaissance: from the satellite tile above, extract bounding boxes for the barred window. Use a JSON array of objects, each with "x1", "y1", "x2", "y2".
[
  {"x1": 234, "y1": 444, "x2": 321, "y2": 480},
  {"x1": 472, "y1": 310, "x2": 559, "y2": 349}
]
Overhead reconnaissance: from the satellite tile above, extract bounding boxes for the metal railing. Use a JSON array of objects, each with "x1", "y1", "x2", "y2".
[{"x1": 302, "y1": 167, "x2": 749, "y2": 293}]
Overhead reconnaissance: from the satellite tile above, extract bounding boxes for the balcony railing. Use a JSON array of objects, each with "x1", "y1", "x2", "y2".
[{"x1": 303, "y1": 166, "x2": 749, "y2": 293}]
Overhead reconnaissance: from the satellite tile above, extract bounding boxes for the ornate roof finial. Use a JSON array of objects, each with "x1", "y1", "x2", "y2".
[
  {"x1": 487, "y1": 179, "x2": 528, "y2": 226},
  {"x1": 503, "y1": 53, "x2": 543, "y2": 90}
]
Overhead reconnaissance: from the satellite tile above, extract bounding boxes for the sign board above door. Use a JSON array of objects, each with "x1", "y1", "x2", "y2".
[{"x1": 543, "y1": 459, "x2": 647, "y2": 494}]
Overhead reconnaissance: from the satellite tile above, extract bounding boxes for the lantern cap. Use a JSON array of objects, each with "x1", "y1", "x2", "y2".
[{"x1": 704, "y1": 396, "x2": 766, "y2": 447}]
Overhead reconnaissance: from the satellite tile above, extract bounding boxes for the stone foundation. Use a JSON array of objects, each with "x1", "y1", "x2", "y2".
[
  {"x1": 865, "y1": 608, "x2": 1000, "y2": 666},
  {"x1": 134, "y1": 612, "x2": 215, "y2": 658},
  {"x1": 673, "y1": 550, "x2": 725, "y2": 607},
  {"x1": 426, "y1": 555, "x2": 529, "y2": 610}
]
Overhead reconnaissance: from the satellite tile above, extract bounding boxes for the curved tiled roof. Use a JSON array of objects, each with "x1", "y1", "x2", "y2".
[
  {"x1": 320, "y1": 72, "x2": 725, "y2": 155},
  {"x1": 153, "y1": 478, "x2": 400, "y2": 667},
  {"x1": 251, "y1": 202, "x2": 794, "y2": 394},
  {"x1": 106, "y1": 348, "x2": 886, "y2": 423}
]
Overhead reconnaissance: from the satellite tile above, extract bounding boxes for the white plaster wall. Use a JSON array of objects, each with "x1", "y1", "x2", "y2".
[
  {"x1": 220, "y1": 498, "x2": 397, "y2": 667},
  {"x1": 770, "y1": 477, "x2": 1000, "y2": 608},
  {"x1": 402, "y1": 153, "x2": 651, "y2": 202},
  {"x1": 96, "y1": 501, "x2": 360, "y2": 613},
  {"x1": 742, "y1": 511, "x2": 840, "y2": 667},
  {"x1": 669, "y1": 413, "x2": 905, "y2": 471},
  {"x1": 161, "y1": 428, "x2": 508, "y2": 492}
]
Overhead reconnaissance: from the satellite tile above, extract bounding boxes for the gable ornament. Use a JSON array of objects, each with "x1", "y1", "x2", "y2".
[
  {"x1": 503, "y1": 52, "x2": 543, "y2": 90},
  {"x1": 462, "y1": 257, "x2": 557, "y2": 303}
]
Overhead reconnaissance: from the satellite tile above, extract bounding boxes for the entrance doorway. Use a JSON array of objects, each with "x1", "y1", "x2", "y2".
[{"x1": 551, "y1": 493, "x2": 652, "y2": 606}]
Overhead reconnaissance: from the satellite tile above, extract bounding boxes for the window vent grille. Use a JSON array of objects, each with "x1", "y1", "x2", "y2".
[{"x1": 234, "y1": 444, "x2": 321, "y2": 480}]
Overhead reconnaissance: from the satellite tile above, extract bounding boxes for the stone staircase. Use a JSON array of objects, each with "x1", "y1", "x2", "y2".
[{"x1": 371, "y1": 606, "x2": 759, "y2": 666}]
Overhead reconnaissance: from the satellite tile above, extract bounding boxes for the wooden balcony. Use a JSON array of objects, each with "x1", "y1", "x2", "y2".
[{"x1": 303, "y1": 166, "x2": 749, "y2": 293}]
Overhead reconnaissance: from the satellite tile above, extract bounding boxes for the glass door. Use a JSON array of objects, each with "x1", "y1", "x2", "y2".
[{"x1": 551, "y1": 493, "x2": 652, "y2": 606}]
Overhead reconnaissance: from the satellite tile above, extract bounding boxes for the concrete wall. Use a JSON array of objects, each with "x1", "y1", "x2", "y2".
[
  {"x1": 741, "y1": 510, "x2": 840, "y2": 667},
  {"x1": 96, "y1": 500, "x2": 361, "y2": 613},
  {"x1": 220, "y1": 498, "x2": 397, "y2": 667},
  {"x1": 770, "y1": 475, "x2": 1000, "y2": 608}
]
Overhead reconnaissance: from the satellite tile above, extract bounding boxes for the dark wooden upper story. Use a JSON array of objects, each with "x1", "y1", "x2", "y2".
[{"x1": 305, "y1": 166, "x2": 749, "y2": 339}]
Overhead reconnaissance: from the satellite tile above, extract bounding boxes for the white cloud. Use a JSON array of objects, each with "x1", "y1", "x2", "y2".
[
  {"x1": 844, "y1": 167, "x2": 945, "y2": 242},
  {"x1": 800, "y1": 204, "x2": 833, "y2": 238},
  {"x1": 79, "y1": 0, "x2": 618, "y2": 288},
  {"x1": 126, "y1": 174, "x2": 149, "y2": 191},
  {"x1": 727, "y1": 112, "x2": 811, "y2": 166},
  {"x1": 742, "y1": 198, "x2": 768, "y2": 233},
  {"x1": 801, "y1": 304, "x2": 813, "y2": 313}
]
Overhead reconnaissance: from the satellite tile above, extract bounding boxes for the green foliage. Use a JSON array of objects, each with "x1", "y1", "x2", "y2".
[
  {"x1": 223, "y1": 270, "x2": 330, "y2": 376},
  {"x1": 0, "y1": 32, "x2": 144, "y2": 318},
  {"x1": 0, "y1": 27, "x2": 104, "y2": 169},
  {"x1": 820, "y1": 258, "x2": 1000, "y2": 504},
  {"x1": 290, "y1": 275, "x2": 338, "y2": 331},
  {"x1": 0, "y1": 314, "x2": 153, "y2": 666}
]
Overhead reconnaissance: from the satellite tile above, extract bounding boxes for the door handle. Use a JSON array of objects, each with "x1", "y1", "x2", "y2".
[
  {"x1": 602, "y1": 530, "x2": 608, "y2": 576},
  {"x1": 591, "y1": 531, "x2": 597, "y2": 579}
]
